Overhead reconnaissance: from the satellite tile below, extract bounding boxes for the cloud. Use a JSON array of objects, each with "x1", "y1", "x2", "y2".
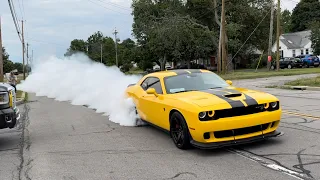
[{"x1": 0, "y1": 0, "x2": 133, "y2": 63}]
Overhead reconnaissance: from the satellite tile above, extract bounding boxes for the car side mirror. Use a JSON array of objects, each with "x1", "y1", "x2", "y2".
[
  {"x1": 146, "y1": 88, "x2": 158, "y2": 96},
  {"x1": 226, "y1": 80, "x2": 232, "y2": 85}
]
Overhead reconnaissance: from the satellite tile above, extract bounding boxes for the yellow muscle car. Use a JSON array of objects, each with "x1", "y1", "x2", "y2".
[{"x1": 125, "y1": 69, "x2": 283, "y2": 149}]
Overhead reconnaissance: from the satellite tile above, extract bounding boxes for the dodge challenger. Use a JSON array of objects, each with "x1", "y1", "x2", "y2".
[{"x1": 125, "y1": 69, "x2": 283, "y2": 149}]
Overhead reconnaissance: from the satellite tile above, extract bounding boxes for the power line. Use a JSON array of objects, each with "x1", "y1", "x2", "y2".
[
  {"x1": 8, "y1": 0, "x2": 22, "y2": 42},
  {"x1": 86, "y1": 0, "x2": 131, "y2": 15},
  {"x1": 93, "y1": 0, "x2": 131, "y2": 11},
  {"x1": 16, "y1": 0, "x2": 24, "y2": 19},
  {"x1": 227, "y1": 7, "x2": 272, "y2": 69}
]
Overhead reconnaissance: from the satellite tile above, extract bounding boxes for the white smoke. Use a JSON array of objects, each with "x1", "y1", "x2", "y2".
[{"x1": 17, "y1": 52, "x2": 143, "y2": 126}]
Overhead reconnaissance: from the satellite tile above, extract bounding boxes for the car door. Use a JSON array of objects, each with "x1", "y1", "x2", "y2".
[{"x1": 139, "y1": 77, "x2": 165, "y2": 127}]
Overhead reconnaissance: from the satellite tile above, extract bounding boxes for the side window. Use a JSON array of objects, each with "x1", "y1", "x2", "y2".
[
  {"x1": 140, "y1": 77, "x2": 163, "y2": 94},
  {"x1": 148, "y1": 79, "x2": 163, "y2": 94},
  {"x1": 140, "y1": 78, "x2": 149, "y2": 90}
]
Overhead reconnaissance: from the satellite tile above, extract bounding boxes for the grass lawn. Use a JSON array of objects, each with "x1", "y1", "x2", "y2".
[
  {"x1": 16, "y1": 90, "x2": 24, "y2": 99},
  {"x1": 219, "y1": 68, "x2": 320, "y2": 80},
  {"x1": 284, "y1": 76, "x2": 320, "y2": 87}
]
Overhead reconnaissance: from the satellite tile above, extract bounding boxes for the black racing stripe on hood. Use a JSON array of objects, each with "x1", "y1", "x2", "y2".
[
  {"x1": 218, "y1": 88, "x2": 258, "y2": 106},
  {"x1": 243, "y1": 94, "x2": 258, "y2": 106},
  {"x1": 200, "y1": 89, "x2": 245, "y2": 108}
]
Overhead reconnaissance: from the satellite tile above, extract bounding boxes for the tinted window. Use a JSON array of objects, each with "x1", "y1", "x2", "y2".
[
  {"x1": 164, "y1": 72, "x2": 229, "y2": 94},
  {"x1": 140, "y1": 77, "x2": 163, "y2": 94}
]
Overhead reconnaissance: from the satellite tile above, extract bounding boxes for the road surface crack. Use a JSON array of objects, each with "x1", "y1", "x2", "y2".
[
  {"x1": 18, "y1": 103, "x2": 32, "y2": 180},
  {"x1": 165, "y1": 172, "x2": 197, "y2": 179}
]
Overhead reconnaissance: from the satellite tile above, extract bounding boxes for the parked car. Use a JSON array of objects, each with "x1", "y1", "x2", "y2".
[
  {"x1": 270, "y1": 57, "x2": 303, "y2": 70},
  {"x1": 295, "y1": 54, "x2": 319, "y2": 67}
]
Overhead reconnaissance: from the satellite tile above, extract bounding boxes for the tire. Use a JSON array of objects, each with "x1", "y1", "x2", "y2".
[
  {"x1": 169, "y1": 112, "x2": 191, "y2": 150},
  {"x1": 287, "y1": 64, "x2": 292, "y2": 69},
  {"x1": 133, "y1": 106, "x2": 147, "y2": 127}
]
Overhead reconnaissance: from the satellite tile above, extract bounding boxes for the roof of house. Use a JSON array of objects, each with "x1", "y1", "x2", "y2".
[{"x1": 280, "y1": 30, "x2": 311, "y2": 49}]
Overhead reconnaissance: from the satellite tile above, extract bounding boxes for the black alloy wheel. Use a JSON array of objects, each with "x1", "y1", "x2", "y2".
[{"x1": 170, "y1": 112, "x2": 191, "y2": 149}]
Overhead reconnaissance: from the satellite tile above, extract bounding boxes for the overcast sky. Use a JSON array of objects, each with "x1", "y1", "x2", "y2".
[{"x1": 0, "y1": 0, "x2": 298, "y2": 63}]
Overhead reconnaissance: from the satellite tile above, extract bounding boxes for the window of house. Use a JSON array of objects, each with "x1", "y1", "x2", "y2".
[
  {"x1": 301, "y1": 49, "x2": 303, "y2": 55},
  {"x1": 292, "y1": 50, "x2": 296, "y2": 57},
  {"x1": 306, "y1": 49, "x2": 309, "y2": 54}
]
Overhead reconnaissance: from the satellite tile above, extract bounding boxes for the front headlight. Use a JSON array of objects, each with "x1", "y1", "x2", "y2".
[
  {"x1": 270, "y1": 102, "x2": 277, "y2": 108},
  {"x1": 199, "y1": 111, "x2": 215, "y2": 121},
  {"x1": 0, "y1": 92, "x2": 9, "y2": 105},
  {"x1": 267, "y1": 101, "x2": 279, "y2": 111},
  {"x1": 198, "y1": 111, "x2": 206, "y2": 119}
]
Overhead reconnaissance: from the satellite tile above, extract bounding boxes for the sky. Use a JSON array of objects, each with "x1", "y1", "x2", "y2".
[{"x1": 0, "y1": 0, "x2": 298, "y2": 63}]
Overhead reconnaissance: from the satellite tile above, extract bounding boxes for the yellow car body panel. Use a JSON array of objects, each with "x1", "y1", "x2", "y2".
[{"x1": 125, "y1": 69, "x2": 282, "y2": 148}]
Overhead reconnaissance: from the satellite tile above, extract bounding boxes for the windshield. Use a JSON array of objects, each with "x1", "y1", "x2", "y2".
[{"x1": 164, "y1": 72, "x2": 229, "y2": 94}]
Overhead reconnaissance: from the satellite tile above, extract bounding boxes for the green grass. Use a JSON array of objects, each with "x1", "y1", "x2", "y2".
[
  {"x1": 16, "y1": 90, "x2": 23, "y2": 99},
  {"x1": 220, "y1": 68, "x2": 320, "y2": 80},
  {"x1": 284, "y1": 76, "x2": 320, "y2": 87}
]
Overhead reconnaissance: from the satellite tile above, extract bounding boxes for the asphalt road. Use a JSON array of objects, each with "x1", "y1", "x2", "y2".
[{"x1": 1, "y1": 74, "x2": 320, "y2": 180}]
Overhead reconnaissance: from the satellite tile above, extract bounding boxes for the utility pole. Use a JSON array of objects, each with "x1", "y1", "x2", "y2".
[
  {"x1": 267, "y1": 0, "x2": 274, "y2": 70},
  {"x1": 276, "y1": 0, "x2": 280, "y2": 71},
  {"x1": 22, "y1": 20, "x2": 25, "y2": 79},
  {"x1": 26, "y1": 43, "x2": 29, "y2": 75},
  {"x1": 0, "y1": 16, "x2": 3, "y2": 82},
  {"x1": 113, "y1": 28, "x2": 118, "y2": 67},
  {"x1": 221, "y1": 0, "x2": 226, "y2": 74}
]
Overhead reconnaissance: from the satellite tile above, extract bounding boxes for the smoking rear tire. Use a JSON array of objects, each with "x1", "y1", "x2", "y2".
[
  {"x1": 134, "y1": 106, "x2": 147, "y2": 127},
  {"x1": 170, "y1": 112, "x2": 191, "y2": 150}
]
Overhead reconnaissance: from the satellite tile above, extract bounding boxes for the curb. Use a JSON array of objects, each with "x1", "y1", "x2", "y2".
[
  {"x1": 286, "y1": 85, "x2": 320, "y2": 91},
  {"x1": 16, "y1": 99, "x2": 24, "y2": 106}
]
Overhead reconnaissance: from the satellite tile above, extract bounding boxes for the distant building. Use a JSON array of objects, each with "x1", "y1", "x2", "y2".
[{"x1": 272, "y1": 30, "x2": 313, "y2": 58}]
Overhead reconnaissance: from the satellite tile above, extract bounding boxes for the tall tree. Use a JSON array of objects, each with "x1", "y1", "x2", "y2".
[
  {"x1": 310, "y1": 21, "x2": 320, "y2": 55},
  {"x1": 291, "y1": 0, "x2": 320, "y2": 32},
  {"x1": 281, "y1": 9, "x2": 292, "y2": 34}
]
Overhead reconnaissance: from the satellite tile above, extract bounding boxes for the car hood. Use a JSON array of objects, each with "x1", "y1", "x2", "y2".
[{"x1": 169, "y1": 87, "x2": 278, "y2": 108}]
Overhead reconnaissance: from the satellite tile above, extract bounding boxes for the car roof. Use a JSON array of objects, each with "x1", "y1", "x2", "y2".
[{"x1": 145, "y1": 69, "x2": 212, "y2": 78}]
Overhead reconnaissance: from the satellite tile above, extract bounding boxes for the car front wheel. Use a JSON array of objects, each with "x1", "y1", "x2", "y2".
[
  {"x1": 170, "y1": 112, "x2": 191, "y2": 149},
  {"x1": 288, "y1": 64, "x2": 292, "y2": 69}
]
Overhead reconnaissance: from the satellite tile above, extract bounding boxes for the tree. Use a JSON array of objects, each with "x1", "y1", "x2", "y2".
[
  {"x1": 13, "y1": 62, "x2": 23, "y2": 73},
  {"x1": 2, "y1": 47, "x2": 9, "y2": 61},
  {"x1": 291, "y1": 0, "x2": 320, "y2": 32},
  {"x1": 65, "y1": 39, "x2": 87, "y2": 56},
  {"x1": 310, "y1": 21, "x2": 320, "y2": 55},
  {"x1": 281, "y1": 9, "x2": 292, "y2": 34}
]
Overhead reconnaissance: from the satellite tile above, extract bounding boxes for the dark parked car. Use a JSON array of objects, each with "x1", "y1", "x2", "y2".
[
  {"x1": 270, "y1": 57, "x2": 303, "y2": 70},
  {"x1": 295, "y1": 54, "x2": 319, "y2": 67}
]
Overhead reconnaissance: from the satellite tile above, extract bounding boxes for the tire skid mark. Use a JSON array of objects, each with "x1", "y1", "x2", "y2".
[{"x1": 227, "y1": 148, "x2": 313, "y2": 180}]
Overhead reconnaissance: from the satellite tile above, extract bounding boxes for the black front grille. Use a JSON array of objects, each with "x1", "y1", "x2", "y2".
[
  {"x1": 214, "y1": 123, "x2": 270, "y2": 138},
  {"x1": 214, "y1": 104, "x2": 265, "y2": 119}
]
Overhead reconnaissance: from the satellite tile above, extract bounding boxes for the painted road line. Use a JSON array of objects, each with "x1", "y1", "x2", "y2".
[
  {"x1": 226, "y1": 148, "x2": 312, "y2": 180},
  {"x1": 283, "y1": 110, "x2": 320, "y2": 120}
]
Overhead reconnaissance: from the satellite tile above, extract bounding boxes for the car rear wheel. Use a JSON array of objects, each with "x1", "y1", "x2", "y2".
[
  {"x1": 287, "y1": 64, "x2": 292, "y2": 69},
  {"x1": 134, "y1": 106, "x2": 147, "y2": 126},
  {"x1": 170, "y1": 112, "x2": 191, "y2": 150}
]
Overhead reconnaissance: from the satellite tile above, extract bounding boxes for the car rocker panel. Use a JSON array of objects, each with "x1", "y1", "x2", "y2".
[{"x1": 0, "y1": 83, "x2": 20, "y2": 129}]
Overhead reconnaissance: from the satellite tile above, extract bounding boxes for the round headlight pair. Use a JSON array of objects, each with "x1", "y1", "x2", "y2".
[{"x1": 199, "y1": 111, "x2": 215, "y2": 120}]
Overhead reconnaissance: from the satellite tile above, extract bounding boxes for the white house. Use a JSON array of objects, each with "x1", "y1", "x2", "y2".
[{"x1": 272, "y1": 30, "x2": 313, "y2": 58}]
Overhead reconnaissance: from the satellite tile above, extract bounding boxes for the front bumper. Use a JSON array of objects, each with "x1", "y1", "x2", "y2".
[
  {"x1": 190, "y1": 130, "x2": 284, "y2": 149},
  {"x1": 0, "y1": 108, "x2": 18, "y2": 129}
]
